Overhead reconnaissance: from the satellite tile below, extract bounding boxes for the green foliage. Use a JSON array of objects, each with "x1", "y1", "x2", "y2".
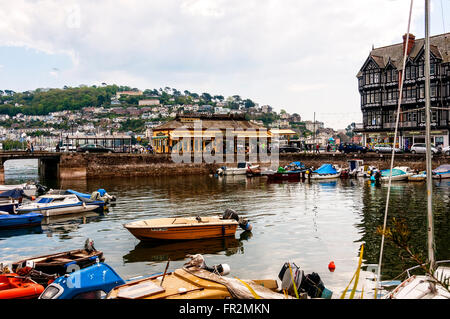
[
  {"x1": 2, "y1": 139, "x2": 25, "y2": 150},
  {"x1": 0, "y1": 85, "x2": 119, "y2": 116}
]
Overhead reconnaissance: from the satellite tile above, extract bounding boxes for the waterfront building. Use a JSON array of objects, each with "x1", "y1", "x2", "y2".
[
  {"x1": 355, "y1": 32, "x2": 450, "y2": 149},
  {"x1": 64, "y1": 133, "x2": 132, "y2": 152},
  {"x1": 151, "y1": 113, "x2": 272, "y2": 154}
]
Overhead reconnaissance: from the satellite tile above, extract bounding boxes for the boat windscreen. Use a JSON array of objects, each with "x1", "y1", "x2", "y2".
[
  {"x1": 37, "y1": 197, "x2": 53, "y2": 204},
  {"x1": 237, "y1": 163, "x2": 247, "y2": 168}
]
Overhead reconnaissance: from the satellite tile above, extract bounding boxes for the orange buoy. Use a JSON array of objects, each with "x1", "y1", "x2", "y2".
[{"x1": 328, "y1": 261, "x2": 335, "y2": 272}]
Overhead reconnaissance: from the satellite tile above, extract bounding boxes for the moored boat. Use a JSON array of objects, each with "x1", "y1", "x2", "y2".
[
  {"x1": 15, "y1": 193, "x2": 105, "y2": 216},
  {"x1": 0, "y1": 273, "x2": 45, "y2": 299},
  {"x1": 217, "y1": 162, "x2": 260, "y2": 176},
  {"x1": 266, "y1": 162, "x2": 306, "y2": 181},
  {"x1": 308, "y1": 164, "x2": 341, "y2": 180},
  {"x1": 0, "y1": 212, "x2": 44, "y2": 229},
  {"x1": 39, "y1": 262, "x2": 126, "y2": 299},
  {"x1": 106, "y1": 255, "x2": 331, "y2": 299},
  {"x1": 11, "y1": 239, "x2": 105, "y2": 284},
  {"x1": 0, "y1": 182, "x2": 37, "y2": 197},
  {"x1": 125, "y1": 209, "x2": 251, "y2": 241},
  {"x1": 380, "y1": 166, "x2": 413, "y2": 181},
  {"x1": 0, "y1": 188, "x2": 30, "y2": 214},
  {"x1": 432, "y1": 164, "x2": 450, "y2": 180},
  {"x1": 408, "y1": 171, "x2": 426, "y2": 182}
]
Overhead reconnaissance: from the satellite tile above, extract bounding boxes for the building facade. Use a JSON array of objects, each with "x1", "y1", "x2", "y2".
[{"x1": 355, "y1": 32, "x2": 450, "y2": 149}]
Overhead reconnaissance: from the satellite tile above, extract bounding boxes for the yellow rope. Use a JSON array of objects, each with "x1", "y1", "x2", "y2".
[
  {"x1": 340, "y1": 244, "x2": 364, "y2": 299},
  {"x1": 288, "y1": 263, "x2": 300, "y2": 299},
  {"x1": 234, "y1": 277, "x2": 261, "y2": 299}
]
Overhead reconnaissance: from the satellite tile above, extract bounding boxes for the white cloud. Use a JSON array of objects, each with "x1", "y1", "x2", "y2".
[{"x1": 0, "y1": 0, "x2": 440, "y2": 129}]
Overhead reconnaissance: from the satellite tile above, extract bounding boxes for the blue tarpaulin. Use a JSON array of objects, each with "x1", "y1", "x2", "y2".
[
  {"x1": 289, "y1": 161, "x2": 305, "y2": 168},
  {"x1": 0, "y1": 188, "x2": 26, "y2": 199},
  {"x1": 313, "y1": 164, "x2": 337, "y2": 175},
  {"x1": 381, "y1": 169, "x2": 405, "y2": 177},
  {"x1": 66, "y1": 189, "x2": 91, "y2": 199}
]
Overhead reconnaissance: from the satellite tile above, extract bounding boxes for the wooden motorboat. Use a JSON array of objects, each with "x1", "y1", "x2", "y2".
[
  {"x1": 0, "y1": 273, "x2": 44, "y2": 299},
  {"x1": 11, "y1": 240, "x2": 104, "y2": 283},
  {"x1": 124, "y1": 216, "x2": 239, "y2": 241},
  {"x1": 107, "y1": 255, "x2": 331, "y2": 300},
  {"x1": 107, "y1": 267, "x2": 282, "y2": 299},
  {"x1": 0, "y1": 212, "x2": 44, "y2": 229}
]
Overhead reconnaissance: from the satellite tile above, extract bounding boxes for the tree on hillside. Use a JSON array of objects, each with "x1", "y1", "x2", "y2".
[{"x1": 243, "y1": 99, "x2": 255, "y2": 109}]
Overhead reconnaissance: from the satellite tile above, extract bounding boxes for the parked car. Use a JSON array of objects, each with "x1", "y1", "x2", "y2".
[
  {"x1": 410, "y1": 143, "x2": 439, "y2": 154},
  {"x1": 279, "y1": 146, "x2": 301, "y2": 153},
  {"x1": 76, "y1": 144, "x2": 115, "y2": 153},
  {"x1": 443, "y1": 145, "x2": 450, "y2": 156},
  {"x1": 338, "y1": 143, "x2": 367, "y2": 154},
  {"x1": 373, "y1": 143, "x2": 403, "y2": 153},
  {"x1": 60, "y1": 142, "x2": 76, "y2": 152}
]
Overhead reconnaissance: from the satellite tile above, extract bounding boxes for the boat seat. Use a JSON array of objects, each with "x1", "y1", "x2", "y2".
[{"x1": 50, "y1": 258, "x2": 74, "y2": 263}]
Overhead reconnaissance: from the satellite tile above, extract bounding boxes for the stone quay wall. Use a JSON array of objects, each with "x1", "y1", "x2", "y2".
[{"x1": 57, "y1": 152, "x2": 449, "y2": 180}]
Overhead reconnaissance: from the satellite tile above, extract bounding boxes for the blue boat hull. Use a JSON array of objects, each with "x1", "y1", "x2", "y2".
[
  {"x1": 0, "y1": 212, "x2": 44, "y2": 229},
  {"x1": 0, "y1": 203, "x2": 17, "y2": 214}
]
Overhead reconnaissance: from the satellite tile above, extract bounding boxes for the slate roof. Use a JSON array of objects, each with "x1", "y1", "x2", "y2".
[{"x1": 357, "y1": 32, "x2": 450, "y2": 76}]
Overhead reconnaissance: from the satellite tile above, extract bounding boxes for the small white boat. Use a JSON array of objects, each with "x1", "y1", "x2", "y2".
[
  {"x1": 347, "y1": 159, "x2": 376, "y2": 178},
  {"x1": 380, "y1": 166, "x2": 413, "y2": 181},
  {"x1": 432, "y1": 164, "x2": 450, "y2": 180},
  {"x1": 0, "y1": 183, "x2": 37, "y2": 197},
  {"x1": 16, "y1": 194, "x2": 105, "y2": 217},
  {"x1": 218, "y1": 162, "x2": 260, "y2": 176},
  {"x1": 384, "y1": 263, "x2": 450, "y2": 299}
]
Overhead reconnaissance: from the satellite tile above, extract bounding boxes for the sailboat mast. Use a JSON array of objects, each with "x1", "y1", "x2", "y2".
[{"x1": 424, "y1": 0, "x2": 435, "y2": 270}]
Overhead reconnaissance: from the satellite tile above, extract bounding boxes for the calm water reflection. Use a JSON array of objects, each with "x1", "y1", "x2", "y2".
[{"x1": 0, "y1": 159, "x2": 449, "y2": 295}]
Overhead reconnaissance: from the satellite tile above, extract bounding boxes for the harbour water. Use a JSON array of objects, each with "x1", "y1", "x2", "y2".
[{"x1": 1, "y1": 159, "x2": 449, "y2": 296}]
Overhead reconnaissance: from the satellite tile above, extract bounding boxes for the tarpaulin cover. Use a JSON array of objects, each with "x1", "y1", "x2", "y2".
[
  {"x1": 433, "y1": 165, "x2": 450, "y2": 173},
  {"x1": 0, "y1": 188, "x2": 25, "y2": 199},
  {"x1": 381, "y1": 169, "x2": 405, "y2": 177},
  {"x1": 289, "y1": 161, "x2": 305, "y2": 168},
  {"x1": 313, "y1": 164, "x2": 337, "y2": 174},
  {"x1": 66, "y1": 189, "x2": 90, "y2": 199}
]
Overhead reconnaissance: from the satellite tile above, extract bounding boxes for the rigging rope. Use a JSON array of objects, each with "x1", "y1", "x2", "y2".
[{"x1": 375, "y1": 0, "x2": 414, "y2": 299}]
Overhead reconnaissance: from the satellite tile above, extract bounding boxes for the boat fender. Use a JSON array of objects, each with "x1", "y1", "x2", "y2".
[
  {"x1": 204, "y1": 264, "x2": 231, "y2": 276},
  {"x1": 238, "y1": 217, "x2": 252, "y2": 231}
]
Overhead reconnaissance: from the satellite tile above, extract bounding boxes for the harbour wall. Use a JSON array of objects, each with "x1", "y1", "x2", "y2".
[{"x1": 57, "y1": 152, "x2": 449, "y2": 180}]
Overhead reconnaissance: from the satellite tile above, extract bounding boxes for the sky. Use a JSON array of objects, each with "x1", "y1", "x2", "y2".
[{"x1": 0, "y1": 0, "x2": 449, "y2": 129}]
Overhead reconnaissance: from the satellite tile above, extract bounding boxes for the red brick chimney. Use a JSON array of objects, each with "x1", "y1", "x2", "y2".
[{"x1": 402, "y1": 33, "x2": 415, "y2": 56}]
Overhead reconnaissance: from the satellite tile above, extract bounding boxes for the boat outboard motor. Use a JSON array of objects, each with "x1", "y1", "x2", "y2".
[
  {"x1": 223, "y1": 209, "x2": 252, "y2": 231},
  {"x1": 35, "y1": 183, "x2": 49, "y2": 196},
  {"x1": 278, "y1": 262, "x2": 332, "y2": 299}
]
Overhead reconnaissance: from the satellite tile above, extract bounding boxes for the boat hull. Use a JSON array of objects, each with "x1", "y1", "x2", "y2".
[
  {"x1": 12, "y1": 249, "x2": 105, "y2": 282},
  {"x1": 16, "y1": 202, "x2": 103, "y2": 217},
  {"x1": 432, "y1": 172, "x2": 450, "y2": 179},
  {"x1": 309, "y1": 173, "x2": 341, "y2": 180},
  {"x1": 267, "y1": 172, "x2": 301, "y2": 181},
  {"x1": 125, "y1": 217, "x2": 239, "y2": 241},
  {"x1": 0, "y1": 213, "x2": 43, "y2": 229},
  {"x1": 380, "y1": 173, "x2": 412, "y2": 181},
  {"x1": 0, "y1": 274, "x2": 44, "y2": 299}
]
